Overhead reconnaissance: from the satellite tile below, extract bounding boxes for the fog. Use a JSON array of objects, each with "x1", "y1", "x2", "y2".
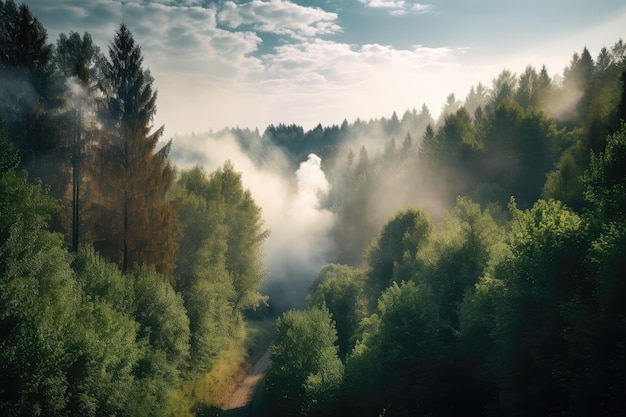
[
  {"x1": 171, "y1": 133, "x2": 336, "y2": 311},
  {"x1": 167, "y1": 41, "x2": 609, "y2": 311}
]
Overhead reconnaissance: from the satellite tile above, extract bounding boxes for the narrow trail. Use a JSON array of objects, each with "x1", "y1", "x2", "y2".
[{"x1": 219, "y1": 350, "x2": 271, "y2": 417}]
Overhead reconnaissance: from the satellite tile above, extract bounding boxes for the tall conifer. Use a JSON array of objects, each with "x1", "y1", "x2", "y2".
[
  {"x1": 94, "y1": 24, "x2": 175, "y2": 276},
  {"x1": 55, "y1": 31, "x2": 104, "y2": 252}
]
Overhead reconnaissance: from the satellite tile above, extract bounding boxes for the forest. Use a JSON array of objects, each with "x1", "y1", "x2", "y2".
[{"x1": 2, "y1": 0, "x2": 626, "y2": 416}]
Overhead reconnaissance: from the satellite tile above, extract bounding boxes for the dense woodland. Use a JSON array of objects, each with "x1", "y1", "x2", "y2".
[
  {"x1": 261, "y1": 38, "x2": 626, "y2": 417},
  {"x1": 2, "y1": 1, "x2": 626, "y2": 416},
  {"x1": 1, "y1": 2, "x2": 267, "y2": 416}
]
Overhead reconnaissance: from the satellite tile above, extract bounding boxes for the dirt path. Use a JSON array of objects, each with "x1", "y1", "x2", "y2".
[{"x1": 220, "y1": 350, "x2": 271, "y2": 416}]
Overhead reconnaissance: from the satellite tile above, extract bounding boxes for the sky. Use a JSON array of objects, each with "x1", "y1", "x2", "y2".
[{"x1": 24, "y1": 0, "x2": 626, "y2": 137}]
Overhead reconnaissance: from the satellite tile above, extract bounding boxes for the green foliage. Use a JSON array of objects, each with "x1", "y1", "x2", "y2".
[
  {"x1": 55, "y1": 31, "x2": 104, "y2": 86},
  {"x1": 173, "y1": 164, "x2": 268, "y2": 372},
  {"x1": 543, "y1": 137, "x2": 588, "y2": 211},
  {"x1": 0, "y1": 139, "x2": 190, "y2": 415},
  {"x1": 132, "y1": 269, "x2": 190, "y2": 370},
  {"x1": 186, "y1": 277, "x2": 238, "y2": 371},
  {"x1": 72, "y1": 245, "x2": 134, "y2": 313},
  {"x1": 422, "y1": 108, "x2": 480, "y2": 201},
  {"x1": 266, "y1": 306, "x2": 343, "y2": 416},
  {"x1": 584, "y1": 123, "x2": 626, "y2": 219},
  {"x1": 175, "y1": 164, "x2": 268, "y2": 310},
  {"x1": 0, "y1": 0, "x2": 61, "y2": 182},
  {"x1": 54, "y1": 30, "x2": 106, "y2": 251},
  {"x1": 0, "y1": 139, "x2": 79, "y2": 415},
  {"x1": 460, "y1": 199, "x2": 588, "y2": 416},
  {"x1": 210, "y1": 162, "x2": 269, "y2": 309},
  {"x1": 306, "y1": 264, "x2": 367, "y2": 359},
  {"x1": 475, "y1": 102, "x2": 563, "y2": 208},
  {"x1": 344, "y1": 281, "x2": 446, "y2": 416},
  {"x1": 365, "y1": 207, "x2": 432, "y2": 298},
  {"x1": 66, "y1": 295, "x2": 140, "y2": 417},
  {"x1": 94, "y1": 23, "x2": 176, "y2": 275},
  {"x1": 556, "y1": 219, "x2": 626, "y2": 416},
  {"x1": 3, "y1": 8, "x2": 626, "y2": 415},
  {"x1": 419, "y1": 197, "x2": 504, "y2": 329}
]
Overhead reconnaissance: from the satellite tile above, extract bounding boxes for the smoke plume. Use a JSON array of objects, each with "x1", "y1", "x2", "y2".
[
  {"x1": 171, "y1": 133, "x2": 336, "y2": 311},
  {"x1": 264, "y1": 153, "x2": 336, "y2": 311}
]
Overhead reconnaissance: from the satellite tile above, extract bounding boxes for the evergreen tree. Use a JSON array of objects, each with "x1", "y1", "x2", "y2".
[
  {"x1": 418, "y1": 123, "x2": 435, "y2": 160},
  {"x1": 0, "y1": 0, "x2": 62, "y2": 183},
  {"x1": 465, "y1": 82, "x2": 488, "y2": 117},
  {"x1": 94, "y1": 24, "x2": 175, "y2": 275},
  {"x1": 515, "y1": 66, "x2": 539, "y2": 108},
  {"x1": 490, "y1": 69, "x2": 517, "y2": 109},
  {"x1": 55, "y1": 31, "x2": 105, "y2": 251}
]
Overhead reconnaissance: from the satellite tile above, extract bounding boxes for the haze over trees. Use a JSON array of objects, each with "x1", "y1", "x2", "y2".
[
  {"x1": 260, "y1": 38, "x2": 626, "y2": 417},
  {"x1": 1, "y1": 2, "x2": 267, "y2": 415},
  {"x1": 2, "y1": 1, "x2": 626, "y2": 416}
]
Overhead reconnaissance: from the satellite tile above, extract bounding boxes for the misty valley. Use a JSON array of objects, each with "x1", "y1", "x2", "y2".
[{"x1": 2, "y1": 1, "x2": 626, "y2": 417}]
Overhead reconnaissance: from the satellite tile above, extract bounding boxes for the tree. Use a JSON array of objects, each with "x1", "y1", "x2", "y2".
[
  {"x1": 306, "y1": 264, "x2": 367, "y2": 359},
  {"x1": 172, "y1": 166, "x2": 237, "y2": 369},
  {"x1": 211, "y1": 162, "x2": 269, "y2": 309},
  {"x1": 475, "y1": 101, "x2": 562, "y2": 208},
  {"x1": 0, "y1": 0, "x2": 62, "y2": 183},
  {"x1": 465, "y1": 82, "x2": 488, "y2": 117},
  {"x1": 584, "y1": 122, "x2": 626, "y2": 219},
  {"x1": 344, "y1": 281, "x2": 447, "y2": 417},
  {"x1": 418, "y1": 123, "x2": 435, "y2": 160},
  {"x1": 354, "y1": 144, "x2": 369, "y2": 177},
  {"x1": 515, "y1": 66, "x2": 539, "y2": 108},
  {"x1": 490, "y1": 69, "x2": 517, "y2": 109},
  {"x1": 266, "y1": 306, "x2": 343, "y2": 416},
  {"x1": 0, "y1": 129, "x2": 78, "y2": 415},
  {"x1": 440, "y1": 92, "x2": 461, "y2": 120},
  {"x1": 476, "y1": 199, "x2": 586, "y2": 416},
  {"x1": 421, "y1": 108, "x2": 479, "y2": 202},
  {"x1": 68, "y1": 249, "x2": 142, "y2": 417},
  {"x1": 386, "y1": 110, "x2": 400, "y2": 134},
  {"x1": 55, "y1": 31, "x2": 105, "y2": 251},
  {"x1": 173, "y1": 164, "x2": 268, "y2": 369},
  {"x1": 543, "y1": 137, "x2": 588, "y2": 212},
  {"x1": 419, "y1": 197, "x2": 504, "y2": 329},
  {"x1": 365, "y1": 207, "x2": 432, "y2": 299},
  {"x1": 94, "y1": 24, "x2": 176, "y2": 275}
]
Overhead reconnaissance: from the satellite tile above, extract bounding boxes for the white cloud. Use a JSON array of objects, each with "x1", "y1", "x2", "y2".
[
  {"x1": 360, "y1": 0, "x2": 432, "y2": 16},
  {"x1": 257, "y1": 40, "x2": 458, "y2": 92},
  {"x1": 217, "y1": 0, "x2": 342, "y2": 39},
  {"x1": 25, "y1": 0, "x2": 467, "y2": 134},
  {"x1": 30, "y1": 0, "x2": 625, "y2": 138}
]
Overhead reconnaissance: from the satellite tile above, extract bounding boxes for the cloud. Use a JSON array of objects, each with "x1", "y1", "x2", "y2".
[
  {"x1": 245, "y1": 40, "x2": 463, "y2": 126},
  {"x1": 360, "y1": 0, "x2": 432, "y2": 16},
  {"x1": 24, "y1": 0, "x2": 465, "y2": 134},
  {"x1": 148, "y1": 35, "x2": 466, "y2": 134},
  {"x1": 34, "y1": 0, "x2": 620, "y2": 136},
  {"x1": 217, "y1": 0, "x2": 342, "y2": 39},
  {"x1": 260, "y1": 40, "x2": 457, "y2": 84}
]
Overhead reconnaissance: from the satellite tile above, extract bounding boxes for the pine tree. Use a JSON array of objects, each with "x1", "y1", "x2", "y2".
[
  {"x1": 94, "y1": 24, "x2": 175, "y2": 276},
  {"x1": 55, "y1": 31, "x2": 104, "y2": 251},
  {"x1": 0, "y1": 0, "x2": 60, "y2": 180}
]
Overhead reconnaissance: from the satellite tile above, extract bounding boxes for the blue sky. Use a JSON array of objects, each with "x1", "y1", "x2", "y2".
[{"x1": 24, "y1": 0, "x2": 626, "y2": 136}]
